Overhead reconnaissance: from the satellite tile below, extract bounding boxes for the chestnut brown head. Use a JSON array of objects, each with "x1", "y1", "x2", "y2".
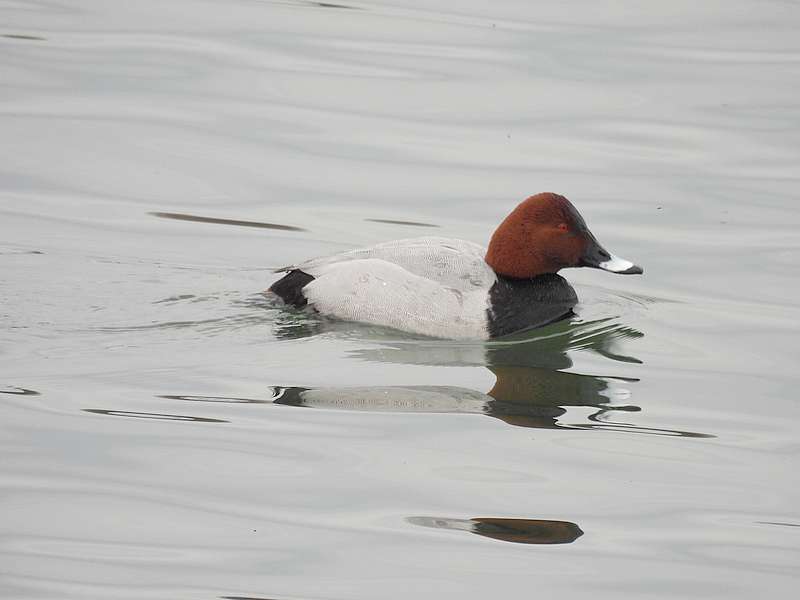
[{"x1": 485, "y1": 193, "x2": 642, "y2": 279}]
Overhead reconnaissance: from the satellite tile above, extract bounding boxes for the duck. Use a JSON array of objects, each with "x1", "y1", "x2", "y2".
[{"x1": 268, "y1": 192, "x2": 642, "y2": 339}]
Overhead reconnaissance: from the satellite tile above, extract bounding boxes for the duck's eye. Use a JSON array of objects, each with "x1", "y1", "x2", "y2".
[{"x1": 557, "y1": 223, "x2": 568, "y2": 232}]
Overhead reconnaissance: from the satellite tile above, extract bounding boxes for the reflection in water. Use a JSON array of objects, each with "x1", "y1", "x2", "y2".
[
  {"x1": 160, "y1": 394, "x2": 269, "y2": 404},
  {"x1": 280, "y1": 0, "x2": 361, "y2": 10},
  {"x1": 2, "y1": 34, "x2": 46, "y2": 41},
  {"x1": 152, "y1": 294, "x2": 198, "y2": 304},
  {"x1": 344, "y1": 318, "x2": 644, "y2": 369},
  {"x1": 408, "y1": 516, "x2": 583, "y2": 545},
  {"x1": 313, "y1": 1, "x2": 358, "y2": 8},
  {"x1": 570, "y1": 418, "x2": 711, "y2": 437},
  {"x1": 270, "y1": 300, "x2": 326, "y2": 340},
  {"x1": 270, "y1": 383, "x2": 710, "y2": 437},
  {"x1": 82, "y1": 409, "x2": 227, "y2": 423},
  {"x1": 0, "y1": 249, "x2": 44, "y2": 255},
  {"x1": 1, "y1": 385, "x2": 40, "y2": 395},
  {"x1": 365, "y1": 218, "x2": 440, "y2": 228},
  {"x1": 150, "y1": 211, "x2": 305, "y2": 232},
  {"x1": 220, "y1": 597, "x2": 280, "y2": 600},
  {"x1": 160, "y1": 317, "x2": 709, "y2": 436},
  {"x1": 271, "y1": 320, "x2": 710, "y2": 436}
]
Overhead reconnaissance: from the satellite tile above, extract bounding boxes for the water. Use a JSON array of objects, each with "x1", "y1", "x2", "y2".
[{"x1": 2, "y1": 1, "x2": 799, "y2": 598}]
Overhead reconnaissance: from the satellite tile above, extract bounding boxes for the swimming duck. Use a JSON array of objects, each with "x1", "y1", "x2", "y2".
[{"x1": 269, "y1": 193, "x2": 642, "y2": 339}]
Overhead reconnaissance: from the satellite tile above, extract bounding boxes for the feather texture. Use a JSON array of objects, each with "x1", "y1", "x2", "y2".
[
  {"x1": 277, "y1": 237, "x2": 496, "y2": 339},
  {"x1": 279, "y1": 237, "x2": 496, "y2": 292}
]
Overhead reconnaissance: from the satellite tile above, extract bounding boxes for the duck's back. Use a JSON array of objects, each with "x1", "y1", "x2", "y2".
[
  {"x1": 269, "y1": 236, "x2": 576, "y2": 339},
  {"x1": 271, "y1": 237, "x2": 495, "y2": 339},
  {"x1": 287, "y1": 237, "x2": 496, "y2": 291}
]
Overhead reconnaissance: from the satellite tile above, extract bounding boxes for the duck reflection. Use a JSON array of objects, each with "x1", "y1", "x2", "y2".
[
  {"x1": 163, "y1": 318, "x2": 710, "y2": 437},
  {"x1": 407, "y1": 516, "x2": 583, "y2": 545},
  {"x1": 270, "y1": 369, "x2": 624, "y2": 431},
  {"x1": 272, "y1": 319, "x2": 704, "y2": 436}
]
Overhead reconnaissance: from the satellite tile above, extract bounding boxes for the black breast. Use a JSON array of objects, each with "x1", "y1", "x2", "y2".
[
  {"x1": 487, "y1": 273, "x2": 578, "y2": 338},
  {"x1": 269, "y1": 270, "x2": 315, "y2": 307}
]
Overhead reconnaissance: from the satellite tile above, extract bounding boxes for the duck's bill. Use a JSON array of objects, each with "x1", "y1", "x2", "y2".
[
  {"x1": 580, "y1": 238, "x2": 643, "y2": 275},
  {"x1": 596, "y1": 253, "x2": 643, "y2": 275}
]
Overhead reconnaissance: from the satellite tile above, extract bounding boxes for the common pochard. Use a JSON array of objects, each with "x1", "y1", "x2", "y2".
[{"x1": 269, "y1": 193, "x2": 642, "y2": 339}]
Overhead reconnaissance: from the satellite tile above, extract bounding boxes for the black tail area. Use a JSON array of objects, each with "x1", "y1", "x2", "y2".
[
  {"x1": 270, "y1": 386, "x2": 311, "y2": 407},
  {"x1": 269, "y1": 270, "x2": 315, "y2": 307}
]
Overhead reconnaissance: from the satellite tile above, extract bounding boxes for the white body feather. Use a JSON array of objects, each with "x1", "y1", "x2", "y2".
[{"x1": 280, "y1": 237, "x2": 497, "y2": 339}]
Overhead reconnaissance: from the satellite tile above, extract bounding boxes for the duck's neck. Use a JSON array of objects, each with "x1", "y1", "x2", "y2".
[{"x1": 485, "y1": 235, "x2": 554, "y2": 279}]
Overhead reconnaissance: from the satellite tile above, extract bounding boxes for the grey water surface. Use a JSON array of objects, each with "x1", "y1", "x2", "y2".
[{"x1": 1, "y1": 1, "x2": 799, "y2": 598}]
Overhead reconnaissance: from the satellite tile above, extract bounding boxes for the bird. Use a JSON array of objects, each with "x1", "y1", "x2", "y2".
[{"x1": 268, "y1": 192, "x2": 642, "y2": 339}]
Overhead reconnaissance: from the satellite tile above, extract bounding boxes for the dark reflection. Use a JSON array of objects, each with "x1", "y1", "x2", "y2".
[
  {"x1": 1, "y1": 385, "x2": 40, "y2": 396},
  {"x1": 569, "y1": 418, "x2": 712, "y2": 438},
  {"x1": 162, "y1": 317, "x2": 710, "y2": 437},
  {"x1": 268, "y1": 379, "x2": 697, "y2": 434},
  {"x1": 345, "y1": 318, "x2": 644, "y2": 369},
  {"x1": 262, "y1": 319, "x2": 711, "y2": 437},
  {"x1": 159, "y1": 394, "x2": 269, "y2": 405},
  {"x1": 152, "y1": 293, "x2": 196, "y2": 304},
  {"x1": 150, "y1": 212, "x2": 305, "y2": 232},
  {"x1": 757, "y1": 521, "x2": 800, "y2": 528},
  {"x1": 408, "y1": 516, "x2": 583, "y2": 545},
  {"x1": 313, "y1": 1, "x2": 359, "y2": 8},
  {"x1": 220, "y1": 597, "x2": 280, "y2": 600},
  {"x1": 365, "y1": 218, "x2": 440, "y2": 228},
  {"x1": 274, "y1": 320, "x2": 607, "y2": 425},
  {"x1": 82, "y1": 409, "x2": 227, "y2": 423},
  {"x1": 2, "y1": 34, "x2": 46, "y2": 41},
  {"x1": 289, "y1": 0, "x2": 361, "y2": 9}
]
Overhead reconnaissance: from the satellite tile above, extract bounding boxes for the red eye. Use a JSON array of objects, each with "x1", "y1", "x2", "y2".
[{"x1": 557, "y1": 223, "x2": 568, "y2": 232}]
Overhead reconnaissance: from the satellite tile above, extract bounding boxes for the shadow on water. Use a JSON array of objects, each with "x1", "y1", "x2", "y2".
[{"x1": 407, "y1": 516, "x2": 583, "y2": 544}]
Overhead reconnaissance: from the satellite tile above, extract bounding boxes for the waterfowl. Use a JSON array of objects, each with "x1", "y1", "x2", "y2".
[{"x1": 268, "y1": 193, "x2": 642, "y2": 339}]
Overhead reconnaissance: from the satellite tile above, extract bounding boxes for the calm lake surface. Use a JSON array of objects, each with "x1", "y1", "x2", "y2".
[{"x1": 2, "y1": 1, "x2": 799, "y2": 598}]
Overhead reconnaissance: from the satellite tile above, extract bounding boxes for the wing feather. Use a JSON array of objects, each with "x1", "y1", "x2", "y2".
[
  {"x1": 303, "y1": 258, "x2": 489, "y2": 339},
  {"x1": 279, "y1": 237, "x2": 495, "y2": 292}
]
